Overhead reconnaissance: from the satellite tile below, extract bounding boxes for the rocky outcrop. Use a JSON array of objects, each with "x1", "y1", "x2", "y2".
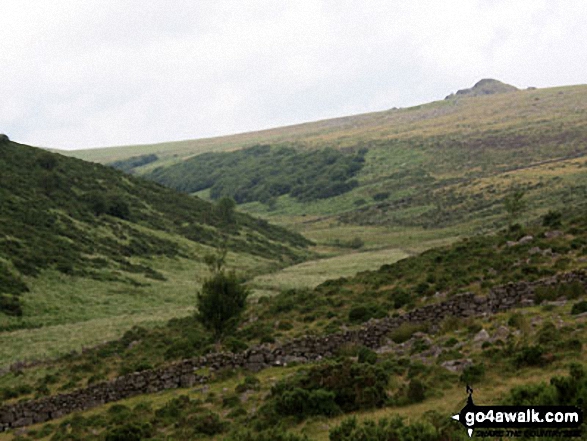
[
  {"x1": 1, "y1": 270, "x2": 586, "y2": 432},
  {"x1": 445, "y1": 79, "x2": 519, "y2": 99}
]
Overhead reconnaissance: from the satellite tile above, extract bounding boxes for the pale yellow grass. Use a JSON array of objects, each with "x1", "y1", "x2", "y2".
[
  {"x1": 248, "y1": 248, "x2": 409, "y2": 295},
  {"x1": 0, "y1": 307, "x2": 192, "y2": 366}
]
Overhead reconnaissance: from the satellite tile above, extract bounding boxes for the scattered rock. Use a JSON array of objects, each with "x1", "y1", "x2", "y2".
[
  {"x1": 491, "y1": 326, "x2": 510, "y2": 342},
  {"x1": 518, "y1": 235, "x2": 534, "y2": 245},
  {"x1": 544, "y1": 300, "x2": 567, "y2": 307},
  {"x1": 441, "y1": 359, "x2": 473, "y2": 373},
  {"x1": 544, "y1": 231, "x2": 563, "y2": 239},
  {"x1": 473, "y1": 329, "x2": 490, "y2": 343}
]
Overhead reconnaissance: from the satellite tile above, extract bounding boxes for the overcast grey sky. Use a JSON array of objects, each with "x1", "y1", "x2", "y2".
[{"x1": 1, "y1": 1, "x2": 586, "y2": 150}]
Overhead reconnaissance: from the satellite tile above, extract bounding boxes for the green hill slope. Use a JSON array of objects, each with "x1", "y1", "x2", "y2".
[
  {"x1": 0, "y1": 137, "x2": 311, "y2": 356},
  {"x1": 62, "y1": 82, "x2": 587, "y2": 235},
  {"x1": 2, "y1": 205, "x2": 586, "y2": 440}
]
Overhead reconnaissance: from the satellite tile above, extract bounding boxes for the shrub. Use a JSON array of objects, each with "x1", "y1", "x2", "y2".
[
  {"x1": 105, "y1": 422, "x2": 153, "y2": 441},
  {"x1": 224, "y1": 337, "x2": 249, "y2": 352},
  {"x1": 514, "y1": 345, "x2": 546, "y2": 368},
  {"x1": 373, "y1": 192, "x2": 390, "y2": 201},
  {"x1": 389, "y1": 322, "x2": 428, "y2": 344},
  {"x1": 225, "y1": 428, "x2": 309, "y2": 441},
  {"x1": 406, "y1": 379, "x2": 426, "y2": 403},
  {"x1": 235, "y1": 375, "x2": 260, "y2": 393},
  {"x1": 197, "y1": 270, "x2": 250, "y2": 338},
  {"x1": 190, "y1": 411, "x2": 226, "y2": 436},
  {"x1": 571, "y1": 300, "x2": 587, "y2": 315},
  {"x1": 267, "y1": 360, "x2": 390, "y2": 419},
  {"x1": 542, "y1": 210, "x2": 562, "y2": 228},
  {"x1": 357, "y1": 346, "x2": 378, "y2": 365},
  {"x1": 329, "y1": 416, "x2": 440, "y2": 441},
  {"x1": 348, "y1": 304, "x2": 386, "y2": 323},
  {"x1": 273, "y1": 388, "x2": 341, "y2": 420},
  {"x1": 460, "y1": 364, "x2": 485, "y2": 385}
]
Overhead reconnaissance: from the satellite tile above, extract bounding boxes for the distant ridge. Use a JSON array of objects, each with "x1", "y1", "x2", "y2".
[{"x1": 445, "y1": 78, "x2": 518, "y2": 99}]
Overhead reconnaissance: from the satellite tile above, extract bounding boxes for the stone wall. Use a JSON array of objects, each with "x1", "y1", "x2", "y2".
[{"x1": 1, "y1": 270, "x2": 586, "y2": 432}]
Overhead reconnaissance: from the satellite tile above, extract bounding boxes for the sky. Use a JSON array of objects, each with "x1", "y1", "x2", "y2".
[{"x1": 1, "y1": 1, "x2": 586, "y2": 150}]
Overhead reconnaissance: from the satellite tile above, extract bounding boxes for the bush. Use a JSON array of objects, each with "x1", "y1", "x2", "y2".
[
  {"x1": 329, "y1": 416, "x2": 441, "y2": 441},
  {"x1": 571, "y1": 300, "x2": 587, "y2": 315},
  {"x1": 542, "y1": 210, "x2": 562, "y2": 228},
  {"x1": 235, "y1": 375, "x2": 260, "y2": 393},
  {"x1": 389, "y1": 322, "x2": 428, "y2": 344},
  {"x1": 105, "y1": 422, "x2": 153, "y2": 441},
  {"x1": 225, "y1": 428, "x2": 309, "y2": 441},
  {"x1": 357, "y1": 346, "x2": 378, "y2": 365},
  {"x1": 191, "y1": 411, "x2": 226, "y2": 436},
  {"x1": 460, "y1": 364, "x2": 485, "y2": 385},
  {"x1": 273, "y1": 388, "x2": 341, "y2": 420},
  {"x1": 514, "y1": 345, "x2": 546, "y2": 368},
  {"x1": 348, "y1": 304, "x2": 386, "y2": 323},
  {"x1": 197, "y1": 270, "x2": 250, "y2": 337},
  {"x1": 373, "y1": 192, "x2": 390, "y2": 201},
  {"x1": 266, "y1": 360, "x2": 390, "y2": 420},
  {"x1": 406, "y1": 379, "x2": 426, "y2": 403}
]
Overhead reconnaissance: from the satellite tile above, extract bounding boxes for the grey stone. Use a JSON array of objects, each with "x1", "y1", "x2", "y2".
[
  {"x1": 441, "y1": 359, "x2": 473, "y2": 373},
  {"x1": 473, "y1": 329, "x2": 490, "y2": 343},
  {"x1": 518, "y1": 235, "x2": 534, "y2": 245}
]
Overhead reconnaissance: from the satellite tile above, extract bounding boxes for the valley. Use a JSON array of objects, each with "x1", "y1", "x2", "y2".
[{"x1": 2, "y1": 80, "x2": 587, "y2": 440}]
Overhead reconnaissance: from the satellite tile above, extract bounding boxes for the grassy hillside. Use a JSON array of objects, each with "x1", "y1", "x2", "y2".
[
  {"x1": 0, "y1": 137, "x2": 311, "y2": 361},
  {"x1": 2, "y1": 205, "x2": 587, "y2": 440},
  {"x1": 62, "y1": 82, "x2": 587, "y2": 237}
]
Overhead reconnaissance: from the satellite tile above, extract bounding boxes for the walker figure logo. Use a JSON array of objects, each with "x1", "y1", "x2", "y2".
[{"x1": 451, "y1": 385, "x2": 583, "y2": 438}]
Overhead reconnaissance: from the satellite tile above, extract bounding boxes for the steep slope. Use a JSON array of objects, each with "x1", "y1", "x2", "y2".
[{"x1": 0, "y1": 137, "x2": 311, "y2": 341}]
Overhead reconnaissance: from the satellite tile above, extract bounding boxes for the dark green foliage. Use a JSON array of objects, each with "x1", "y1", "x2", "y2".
[
  {"x1": 265, "y1": 360, "x2": 389, "y2": 421},
  {"x1": 348, "y1": 304, "x2": 386, "y2": 323},
  {"x1": 191, "y1": 411, "x2": 227, "y2": 436},
  {"x1": 0, "y1": 140, "x2": 310, "y2": 320},
  {"x1": 146, "y1": 144, "x2": 366, "y2": 203},
  {"x1": 373, "y1": 192, "x2": 390, "y2": 201},
  {"x1": 235, "y1": 375, "x2": 261, "y2": 393},
  {"x1": 535, "y1": 281, "x2": 584, "y2": 304},
  {"x1": 329, "y1": 415, "x2": 453, "y2": 441},
  {"x1": 108, "y1": 154, "x2": 158, "y2": 173},
  {"x1": 514, "y1": 345, "x2": 546, "y2": 368},
  {"x1": 504, "y1": 189, "x2": 526, "y2": 226},
  {"x1": 503, "y1": 364, "x2": 587, "y2": 408},
  {"x1": 104, "y1": 422, "x2": 153, "y2": 441},
  {"x1": 406, "y1": 378, "x2": 426, "y2": 403},
  {"x1": 0, "y1": 294, "x2": 23, "y2": 316},
  {"x1": 197, "y1": 271, "x2": 250, "y2": 337},
  {"x1": 543, "y1": 210, "x2": 563, "y2": 228},
  {"x1": 571, "y1": 300, "x2": 587, "y2": 315},
  {"x1": 357, "y1": 346, "x2": 378, "y2": 364},
  {"x1": 273, "y1": 388, "x2": 341, "y2": 420},
  {"x1": 459, "y1": 364, "x2": 485, "y2": 384},
  {"x1": 329, "y1": 237, "x2": 364, "y2": 249},
  {"x1": 224, "y1": 429, "x2": 310, "y2": 441},
  {"x1": 216, "y1": 196, "x2": 237, "y2": 224}
]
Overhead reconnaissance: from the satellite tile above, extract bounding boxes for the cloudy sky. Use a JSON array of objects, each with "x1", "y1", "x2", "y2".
[{"x1": 1, "y1": 1, "x2": 586, "y2": 150}]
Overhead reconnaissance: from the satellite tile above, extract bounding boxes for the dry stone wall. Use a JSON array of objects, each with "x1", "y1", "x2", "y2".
[{"x1": 2, "y1": 270, "x2": 586, "y2": 432}]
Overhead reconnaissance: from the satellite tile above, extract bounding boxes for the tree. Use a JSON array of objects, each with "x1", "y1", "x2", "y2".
[
  {"x1": 504, "y1": 188, "x2": 526, "y2": 227},
  {"x1": 215, "y1": 196, "x2": 236, "y2": 224},
  {"x1": 196, "y1": 252, "x2": 249, "y2": 338}
]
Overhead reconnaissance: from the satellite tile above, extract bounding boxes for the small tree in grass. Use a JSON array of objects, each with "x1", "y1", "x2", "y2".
[
  {"x1": 196, "y1": 250, "x2": 249, "y2": 339},
  {"x1": 504, "y1": 188, "x2": 526, "y2": 228}
]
